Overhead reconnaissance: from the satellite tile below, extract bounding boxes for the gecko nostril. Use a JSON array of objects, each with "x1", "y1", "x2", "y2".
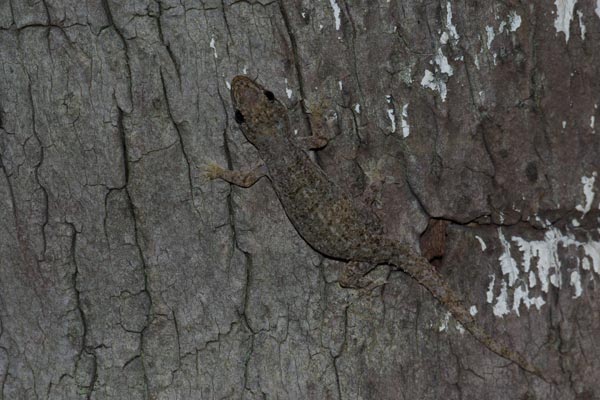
[{"x1": 234, "y1": 110, "x2": 245, "y2": 124}]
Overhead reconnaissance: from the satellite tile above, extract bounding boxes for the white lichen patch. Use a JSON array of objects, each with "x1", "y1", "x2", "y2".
[
  {"x1": 354, "y1": 103, "x2": 361, "y2": 114},
  {"x1": 498, "y1": 21, "x2": 507, "y2": 34},
  {"x1": 437, "y1": 311, "x2": 464, "y2": 333},
  {"x1": 284, "y1": 79, "x2": 293, "y2": 99},
  {"x1": 210, "y1": 36, "x2": 218, "y2": 58},
  {"x1": 420, "y1": 48, "x2": 454, "y2": 101},
  {"x1": 487, "y1": 227, "x2": 600, "y2": 317},
  {"x1": 329, "y1": 0, "x2": 341, "y2": 30},
  {"x1": 570, "y1": 270, "x2": 583, "y2": 298},
  {"x1": 509, "y1": 11, "x2": 522, "y2": 32},
  {"x1": 492, "y1": 280, "x2": 510, "y2": 317},
  {"x1": 421, "y1": 69, "x2": 436, "y2": 90},
  {"x1": 481, "y1": 11, "x2": 521, "y2": 67},
  {"x1": 386, "y1": 96, "x2": 396, "y2": 133},
  {"x1": 440, "y1": 31, "x2": 449, "y2": 45},
  {"x1": 469, "y1": 305, "x2": 478, "y2": 316},
  {"x1": 575, "y1": 172, "x2": 597, "y2": 215},
  {"x1": 386, "y1": 109, "x2": 396, "y2": 133},
  {"x1": 498, "y1": 230, "x2": 520, "y2": 286},
  {"x1": 401, "y1": 104, "x2": 410, "y2": 138},
  {"x1": 485, "y1": 25, "x2": 495, "y2": 49},
  {"x1": 435, "y1": 48, "x2": 454, "y2": 76},
  {"x1": 486, "y1": 274, "x2": 496, "y2": 303},
  {"x1": 577, "y1": 10, "x2": 586, "y2": 40},
  {"x1": 597, "y1": 0, "x2": 600, "y2": 19},
  {"x1": 554, "y1": 0, "x2": 577, "y2": 43},
  {"x1": 421, "y1": 70, "x2": 447, "y2": 101},
  {"x1": 475, "y1": 235, "x2": 487, "y2": 251},
  {"x1": 445, "y1": 2, "x2": 460, "y2": 42},
  {"x1": 438, "y1": 312, "x2": 451, "y2": 331},
  {"x1": 534, "y1": 215, "x2": 552, "y2": 228}
]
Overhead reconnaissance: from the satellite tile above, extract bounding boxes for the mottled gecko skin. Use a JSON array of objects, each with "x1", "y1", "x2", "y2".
[{"x1": 211, "y1": 75, "x2": 546, "y2": 380}]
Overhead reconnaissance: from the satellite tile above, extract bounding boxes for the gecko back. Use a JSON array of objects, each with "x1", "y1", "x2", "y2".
[{"x1": 230, "y1": 76, "x2": 382, "y2": 258}]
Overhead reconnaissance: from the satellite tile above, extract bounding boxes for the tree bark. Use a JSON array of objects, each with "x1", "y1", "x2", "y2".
[{"x1": 1, "y1": 1, "x2": 599, "y2": 399}]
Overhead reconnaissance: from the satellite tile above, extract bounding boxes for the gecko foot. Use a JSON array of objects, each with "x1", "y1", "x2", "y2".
[{"x1": 203, "y1": 162, "x2": 226, "y2": 181}]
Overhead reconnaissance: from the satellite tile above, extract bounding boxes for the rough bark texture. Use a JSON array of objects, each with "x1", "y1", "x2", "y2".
[{"x1": 1, "y1": 1, "x2": 599, "y2": 399}]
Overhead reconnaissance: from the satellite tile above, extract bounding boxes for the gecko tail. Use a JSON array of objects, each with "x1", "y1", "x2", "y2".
[{"x1": 389, "y1": 249, "x2": 550, "y2": 383}]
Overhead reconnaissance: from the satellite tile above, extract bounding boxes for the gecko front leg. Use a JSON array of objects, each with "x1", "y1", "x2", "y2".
[
  {"x1": 292, "y1": 106, "x2": 339, "y2": 150},
  {"x1": 294, "y1": 135, "x2": 329, "y2": 150},
  {"x1": 204, "y1": 161, "x2": 267, "y2": 188}
]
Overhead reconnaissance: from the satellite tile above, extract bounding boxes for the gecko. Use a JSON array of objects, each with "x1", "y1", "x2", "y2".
[{"x1": 206, "y1": 75, "x2": 547, "y2": 381}]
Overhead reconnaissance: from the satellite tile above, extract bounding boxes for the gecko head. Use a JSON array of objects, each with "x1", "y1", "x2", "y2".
[{"x1": 230, "y1": 75, "x2": 288, "y2": 146}]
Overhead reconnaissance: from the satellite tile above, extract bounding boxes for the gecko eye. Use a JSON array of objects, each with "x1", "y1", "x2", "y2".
[
  {"x1": 264, "y1": 90, "x2": 275, "y2": 102},
  {"x1": 234, "y1": 110, "x2": 245, "y2": 124}
]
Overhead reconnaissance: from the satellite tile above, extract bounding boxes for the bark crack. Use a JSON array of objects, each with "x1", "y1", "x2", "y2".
[
  {"x1": 156, "y1": 3, "x2": 182, "y2": 85},
  {"x1": 101, "y1": 0, "x2": 134, "y2": 105},
  {"x1": 0, "y1": 155, "x2": 18, "y2": 240},
  {"x1": 331, "y1": 304, "x2": 349, "y2": 400},
  {"x1": 0, "y1": 346, "x2": 8, "y2": 400},
  {"x1": 66, "y1": 222, "x2": 98, "y2": 399},
  {"x1": 103, "y1": 22, "x2": 152, "y2": 390},
  {"x1": 277, "y1": 2, "x2": 312, "y2": 132},
  {"x1": 125, "y1": 187, "x2": 152, "y2": 398},
  {"x1": 340, "y1": 0, "x2": 364, "y2": 98},
  {"x1": 25, "y1": 76, "x2": 49, "y2": 262},
  {"x1": 158, "y1": 68, "x2": 203, "y2": 220}
]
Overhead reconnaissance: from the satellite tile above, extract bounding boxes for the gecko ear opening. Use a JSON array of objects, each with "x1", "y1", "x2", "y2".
[
  {"x1": 264, "y1": 90, "x2": 275, "y2": 102},
  {"x1": 234, "y1": 110, "x2": 245, "y2": 124}
]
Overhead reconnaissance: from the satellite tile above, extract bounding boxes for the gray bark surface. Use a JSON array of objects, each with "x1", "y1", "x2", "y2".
[{"x1": 0, "y1": 1, "x2": 599, "y2": 399}]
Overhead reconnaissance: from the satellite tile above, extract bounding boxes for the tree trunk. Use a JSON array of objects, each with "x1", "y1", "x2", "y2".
[{"x1": 1, "y1": 1, "x2": 598, "y2": 399}]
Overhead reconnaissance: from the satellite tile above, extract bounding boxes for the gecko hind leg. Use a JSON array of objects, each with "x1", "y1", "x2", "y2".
[
  {"x1": 339, "y1": 261, "x2": 387, "y2": 290},
  {"x1": 204, "y1": 161, "x2": 267, "y2": 188}
]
